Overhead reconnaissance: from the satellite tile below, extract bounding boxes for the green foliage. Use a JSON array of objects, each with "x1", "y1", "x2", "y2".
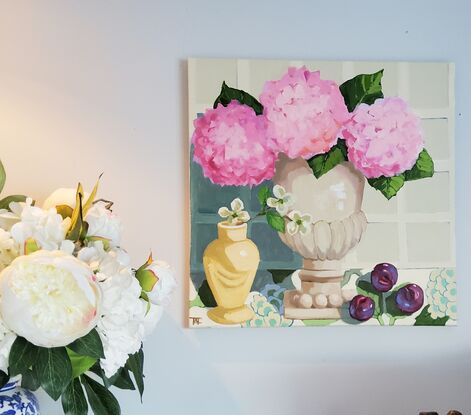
[
  {"x1": 21, "y1": 369, "x2": 39, "y2": 391},
  {"x1": 414, "y1": 305, "x2": 449, "y2": 326},
  {"x1": 89, "y1": 363, "x2": 135, "y2": 391},
  {"x1": 61, "y1": 378, "x2": 88, "y2": 415},
  {"x1": 126, "y1": 348, "x2": 144, "y2": 401},
  {"x1": 67, "y1": 349, "x2": 97, "y2": 379},
  {"x1": 257, "y1": 185, "x2": 270, "y2": 209},
  {"x1": 340, "y1": 70, "x2": 384, "y2": 112},
  {"x1": 266, "y1": 210, "x2": 285, "y2": 233},
  {"x1": 35, "y1": 347, "x2": 72, "y2": 401},
  {"x1": 9, "y1": 336, "x2": 39, "y2": 376},
  {"x1": 213, "y1": 81, "x2": 263, "y2": 115},
  {"x1": 367, "y1": 174, "x2": 405, "y2": 200},
  {"x1": 0, "y1": 160, "x2": 5, "y2": 194},
  {"x1": 267, "y1": 269, "x2": 295, "y2": 284},
  {"x1": 307, "y1": 139, "x2": 348, "y2": 178},
  {"x1": 198, "y1": 279, "x2": 217, "y2": 307},
  {"x1": 0, "y1": 195, "x2": 27, "y2": 210},
  {"x1": 82, "y1": 375, "x2": 121, "y2": 415},
  {"x1": 404, "y1": 149, "x2": 434, "y2": 181},
  {"x1": 107, "y1": 368, "x2": 135, "y2": 391},
  {"x1": 0, "y1": 370, "x2": 9, "y2": 390},
  {"x1": 67, "y1": 329, "x2": 104, "y2": 360}
]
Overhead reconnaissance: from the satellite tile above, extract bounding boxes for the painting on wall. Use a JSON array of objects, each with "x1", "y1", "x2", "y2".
[{"x1": 188, "y1": 58, "x2": 455, "y2": 328}]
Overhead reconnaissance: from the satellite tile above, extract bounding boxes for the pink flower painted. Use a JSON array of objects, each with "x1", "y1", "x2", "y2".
[
  {"x1": 192, "y1": 101, "x2": 276, "y2": 186},
  {"x1": 341, "y1": 97, "x2": 424, "y2": 178},
  {"x1": 260, "y1": 66, "x2": 350, "y2": 159}
]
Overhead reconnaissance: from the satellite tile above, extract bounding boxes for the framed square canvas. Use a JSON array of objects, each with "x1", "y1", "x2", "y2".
[{"x1": 188, "y1": 58, "x2": 455, "y2": 328}]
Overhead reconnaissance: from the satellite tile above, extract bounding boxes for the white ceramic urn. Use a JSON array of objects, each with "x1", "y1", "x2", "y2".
[{"x1": 273, "y1": 154, "x2": 367, "y2": 319}]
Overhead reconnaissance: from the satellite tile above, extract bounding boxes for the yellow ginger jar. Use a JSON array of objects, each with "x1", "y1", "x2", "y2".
[{"x1": 203, "y1": 222, "x2": 260, "y2": 324}]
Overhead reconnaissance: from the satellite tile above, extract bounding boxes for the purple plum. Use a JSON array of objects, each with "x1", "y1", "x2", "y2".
[
  {"x1": 371, "y1": 263, "x2": 398, "y2": 292},
  {"x1": 395, "y1": 283, "x2": 424, "y2": 313},
  {"x1": 349, "y1": 295, "x2": 375, "y2": 321}
]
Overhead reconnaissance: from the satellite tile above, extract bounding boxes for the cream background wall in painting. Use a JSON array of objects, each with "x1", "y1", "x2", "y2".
[{"x1": 1, "y1": 1, "x2": 470, "y2": 414}]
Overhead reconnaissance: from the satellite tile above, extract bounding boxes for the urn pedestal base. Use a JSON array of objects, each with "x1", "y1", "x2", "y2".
[
  {"x1": 283, "y1": 264, "x2": 356, "y2": 320},
  {"x1": 208, "y1": 305, "x2": 255, "y2": 325}
]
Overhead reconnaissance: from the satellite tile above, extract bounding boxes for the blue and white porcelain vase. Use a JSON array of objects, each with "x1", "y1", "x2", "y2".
[{"x1": 0, "y1": 381, "x2": 39, "y2": 415}]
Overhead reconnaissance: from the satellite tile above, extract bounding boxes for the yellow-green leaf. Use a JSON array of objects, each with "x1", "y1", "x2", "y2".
[
  {"x1": 82, "y1": 174, "x2": 102, "y2": 216},
  {"x1": 24, "y1": 238, "x2": 40, "y2": 255},
  {"x1": 67, "y1": 349, "x2": 97, "y2": 379},
  {"x1": 136, "y1": 269, "x2": 158, "y2": 292},
  {"x1": 56, "y1": 204, "x2": 74, "y2": 220}
]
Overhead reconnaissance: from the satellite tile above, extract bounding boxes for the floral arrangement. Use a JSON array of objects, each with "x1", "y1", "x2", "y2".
[
  {"x1": 0, "y1": 162, "x2": 176, "y2": 414},
  {"x1": 192, "y1": 66, "x2": 434, "y2": 201}
]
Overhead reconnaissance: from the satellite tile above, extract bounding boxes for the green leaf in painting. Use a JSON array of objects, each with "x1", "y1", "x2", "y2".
[
  {"x1": 266, "y1": 210, "x2": 285, "y2": 233},
  {"x1": 404, "y1": 148, "x2": 434, "y2": 181},
  {"x1": 126, "y1": 348, "x2": 144, "y2": 401},
  {"x1": 367, "y1": 174, "x2": 405, "y2": 200},
  {"x1": 257, "y1": 185, "x2": 270, "y2": 208},
  {"x1": 0, "y1": 195, "x2": 28, "y2": 211},
  {"x1": 35, "y1": 347, "x2": 72, "y2": 401},
  {"x1": 67, "y1": 329, "x2": 104, "y2": 359},
  {"x1": 307, "y1": 139, "x2": 348, "y2": 178},
  {"x1": 213, "y1": 81, "x2": 263, "y2": 115},
  {"x1": 197, "y1": 279, "x2": 217, "y2": 307},
  {"x1": 81, "y1": 375, "x2": 121, "y2": 415},
  {"x1": 21, "y1": 369, "x2": 40, "y2": 391},
  {"x1": 0, "y1": 160, "x2": 5, "y2": 194},
  {"x1": 61, "y1": 377, "x2": 88, "y2": 415},
  {"x1": 9, "y1": 337, "x2": 40, "y2": 376},
  {"x1": 66, "y1": 349, "x2": 97, "y2": 379},
  {"x1": 339, "y1": 70, "x2": 384, "y2": 112},
  {"x1": 267, "y1": 269, "x2": 295, "y2": 284},
  {"x1": 414, "y1": 305, "x2": 449, "y2": 326},
  {"x1": 0, "y1": 370, "x2": 9, "y2": 390}
]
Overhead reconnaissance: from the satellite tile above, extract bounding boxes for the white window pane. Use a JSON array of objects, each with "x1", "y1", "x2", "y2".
[
  {"x1": 404, "y1": 172, "x2": 450, "y2": 214},
  {"x1": 409, "y1": 63, "x2": 449, "y2": 109},
  {"x1": 422, "y1": 118, "x2": 450, "y2": 160},
  {"x1": 193, "y1": 59, "x2": 237, "y2": 104},
  {"x1": 356, "y1": 223, "x2": 400, "y2": 263},
  {"x1": 406, "y1": 222, "x2": 451, "y2": 263}
]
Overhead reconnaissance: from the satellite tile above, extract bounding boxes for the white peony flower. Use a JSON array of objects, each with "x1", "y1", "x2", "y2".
[
  {"x1": 42, "y1": 187, "x2": 90, "y2": 210},
  {"x1": 0, "y1": 229, "x2": 18, "y2": 271},
  {"x1": 218, "y1": 198, "x2": 250, "y2": 225},
  {"x1": 96, "y1": 271, "x2": 147, "y2": 378},
  {"x1": 78, "y1": 241, "x2": 130, "y2": 279},
  {"x1": 0, "y1": 198, "x2": 34, "y2": 231},
  {"x1": 85, "y1": 202, "x2": 122, "y2": 247},
  {"x1": 0, "y1": 320, "x2": 16, "y2": 373},
  {"x1": 9, "y1": 198, "x2": 71, "y2": 252},
  {"x1": 286, "y1": 211, "x2": 312, "y2": 236},
  {"x1": 266, "y1": 185, "x2": 294, "y2": 216},
  {"x1": 136, "y1": 260, "x2": 177, "y2": 306},
  {"x1": 0, "y1": 250, "x2": 101, "y2": 347}
]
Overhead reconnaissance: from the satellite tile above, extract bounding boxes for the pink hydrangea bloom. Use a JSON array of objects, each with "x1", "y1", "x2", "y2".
[
  {"x1": 259, "y1": 66, "x2": 350, "y2": 159},
  {"x1": 341, "y1": 97, "x2": 424, "y2": 178},
  {"x1": 192, "y1": 101, "x2": 276, "y2": 186}
]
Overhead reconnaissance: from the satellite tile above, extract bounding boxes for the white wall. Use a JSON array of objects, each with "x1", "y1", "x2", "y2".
[{"x1": 0, "y1": 1, "x2": 470, "y2": 414}]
